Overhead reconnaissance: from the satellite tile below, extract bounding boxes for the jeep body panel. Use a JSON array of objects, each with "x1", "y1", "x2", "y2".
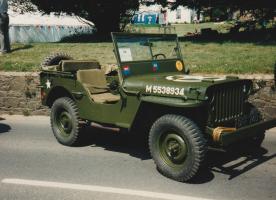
[
  {"x1": 40, "y1": 71, "x2": 142, "y2": 129},
  {"x1": 41, "y1": 70, "x2": 254, "y2": 131},
  {"x1": 122, "y1": 72, "x2": 251, "y2": 100}
]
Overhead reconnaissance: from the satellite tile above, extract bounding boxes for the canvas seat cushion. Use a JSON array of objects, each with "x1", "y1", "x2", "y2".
[
  {"x1": 61, "y1": 60, "x2": 101, "y2": 72},
  {"x1": 77, "y1": 69, "x2": 120, "y2": 104},
  {"x1": 91, "y1": 93, "x2": 121, "y2": 104},
  {"x1": 83, "y1": 83, "x2": 109, "y2": 94},
  {"x1": 77, "y1": 69, "x2": 107, "y2": 87}
]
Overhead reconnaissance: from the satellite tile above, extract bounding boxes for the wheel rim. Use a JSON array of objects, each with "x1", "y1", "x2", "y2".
[
  {"x1": 159, "y1": 132, "x2": 188, "y2": 169},
  {"x1": 56, "y1": 110, "x2": 73, "y2": 137}
]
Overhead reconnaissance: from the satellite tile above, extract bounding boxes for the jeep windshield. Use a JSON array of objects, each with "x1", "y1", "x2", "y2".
[{"x1": 112, "y1": 33, "x2": 182, "y2": 63}]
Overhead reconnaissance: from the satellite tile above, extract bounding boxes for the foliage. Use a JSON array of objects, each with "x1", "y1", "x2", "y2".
[
  {"x1": 153, "y1": 0, "x2": 275, "y2": 22},
  {"x1": 9, "y1": 0, "x2": 37, "y2": 13},
  {"x1": 26, "y1": 0, "x2": 140, "y2": 37},
  {"x1": 9, "y1": 0, "x2": 140, "y2": 36},
  {"x1": 153, "y1": 0, "x2": 274, "y2": 9}
]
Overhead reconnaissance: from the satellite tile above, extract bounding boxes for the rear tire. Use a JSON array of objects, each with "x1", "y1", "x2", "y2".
[
  {"x1": 51, "y1": 97, "x2": 82, "y2": 146},
  {"x1": 149, "y1": 115, "x2": 207, "y2": 182}
]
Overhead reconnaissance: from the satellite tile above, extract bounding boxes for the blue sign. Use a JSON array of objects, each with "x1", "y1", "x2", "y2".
[{"x1": 132, "y1": 13, "x2": 158, "y2": 24}]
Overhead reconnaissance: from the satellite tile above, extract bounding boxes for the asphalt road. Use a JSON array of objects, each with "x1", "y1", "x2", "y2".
[{"x1": 0, "y1": 115, "x2": 275, "y2": 200}]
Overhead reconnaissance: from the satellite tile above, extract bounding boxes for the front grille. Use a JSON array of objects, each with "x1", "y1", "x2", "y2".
[{"x1": 207, "y1": 81, "x2": 251, "y2": 126}]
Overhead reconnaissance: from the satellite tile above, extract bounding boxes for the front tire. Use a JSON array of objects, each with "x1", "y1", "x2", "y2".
[
  {"x1": 149, "y1": 115, "x2": 207, "y2": 182},
  {"x1": 51, "y1": 97, "x2": 82, "y2": 146}
]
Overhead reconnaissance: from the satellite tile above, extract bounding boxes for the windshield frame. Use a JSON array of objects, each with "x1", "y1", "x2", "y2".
[{"x1": 112, "y1": 33, "x2": 183, "y2": 65}]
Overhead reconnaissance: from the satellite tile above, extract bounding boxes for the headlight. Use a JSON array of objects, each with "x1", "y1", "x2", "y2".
[{"x1": 176, "y1": 61, "x2": 184, "y2": 72}]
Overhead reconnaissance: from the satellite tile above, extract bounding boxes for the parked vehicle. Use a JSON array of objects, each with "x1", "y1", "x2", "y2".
[{"x1": 40, "y1": 33, "x2": 276, "y2": 182}]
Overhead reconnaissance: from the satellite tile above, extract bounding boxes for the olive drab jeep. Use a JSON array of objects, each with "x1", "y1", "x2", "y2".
[{"x1": 40, "y1": 33, "x2": 276, "y2": 182}]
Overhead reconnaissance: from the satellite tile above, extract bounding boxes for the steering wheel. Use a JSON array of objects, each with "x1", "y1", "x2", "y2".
[{"x1": 153, "y1": 53, "x2": 166, "y2": 60}]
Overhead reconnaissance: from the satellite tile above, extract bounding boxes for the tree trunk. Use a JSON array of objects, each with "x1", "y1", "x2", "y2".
[
  {"x1": 88, "y1": 5, "x2": 122, "y2": 39},
  {"x1": 196, "y1": 8, "x2": 201, "y2": 21}
]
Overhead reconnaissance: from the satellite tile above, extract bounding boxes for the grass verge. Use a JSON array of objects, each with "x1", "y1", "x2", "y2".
[{"x1": 0, "y1": 42, "x2": 275, "y2": 74}]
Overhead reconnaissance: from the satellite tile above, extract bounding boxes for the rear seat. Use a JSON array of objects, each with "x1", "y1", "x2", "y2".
[
  {"x1": 41, "y1": 60, "x2": 101, "y2": 72},
  {"x1": 61, "y1": 60, "x2": 101, "y2": 72},
  {"x1": 76, "y1": 69, "x2": 120, "y2": 104}
]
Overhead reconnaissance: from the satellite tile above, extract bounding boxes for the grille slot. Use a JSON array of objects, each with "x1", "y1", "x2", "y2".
[{"x1": 211, "y1": 85, "x2": 245, "y2": 123}]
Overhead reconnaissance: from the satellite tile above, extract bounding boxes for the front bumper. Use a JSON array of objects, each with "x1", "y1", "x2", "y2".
[{"x1": 207, "y1": 119, "x2": 276, "y2": 146}]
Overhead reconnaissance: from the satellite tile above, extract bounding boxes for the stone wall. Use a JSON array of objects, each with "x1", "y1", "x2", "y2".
[
  {"x1": 0, "y1": 72, "x2": 275, "y2": 119},
  {"x1": 0, "y1": 72, "x2": 49, "y2": 116},
  {"x1": 249, "y1": 79, "x2": 276, "y2": 120}
]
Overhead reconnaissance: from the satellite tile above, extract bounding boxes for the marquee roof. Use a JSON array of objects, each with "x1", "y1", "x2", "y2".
[{"x1": 9, "y1": 11, "x2": 93, "y2": 27}]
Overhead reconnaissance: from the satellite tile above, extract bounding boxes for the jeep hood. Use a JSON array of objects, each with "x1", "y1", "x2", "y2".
[{"x1": 122, "y1": 73, "x2": 252, "y2": 101}]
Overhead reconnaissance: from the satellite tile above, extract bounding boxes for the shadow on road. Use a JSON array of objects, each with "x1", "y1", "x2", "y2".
[
  {"x1": 77, "y1": 126, "x2": 275, "y2": 184},
  {"x1": 191, "y1": 147, "x2": 275, "y2": 184},
  {"x1": 0, "y1": 123, "x2": 11, "y2": 134},
  {"x1": 209, "y1": 148, "x2": 275, "y2": 180},
  {"x1": 77, "y1": 126, "x2": 151, "y2": 160}
]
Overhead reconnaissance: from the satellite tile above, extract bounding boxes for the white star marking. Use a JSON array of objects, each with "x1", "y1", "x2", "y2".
[{"x1": 46, "y1": 80, "x2": 51, "y2": 89}]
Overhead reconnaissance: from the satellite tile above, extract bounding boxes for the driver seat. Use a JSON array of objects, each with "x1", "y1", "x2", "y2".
[{"x1": 77, "y1": 69, "x2": 120, "y2": 104}]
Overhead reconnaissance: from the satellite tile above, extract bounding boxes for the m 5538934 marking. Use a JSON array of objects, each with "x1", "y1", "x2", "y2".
[{"x1": 145, "y1": 85, "x2": 185, "y2": 96}]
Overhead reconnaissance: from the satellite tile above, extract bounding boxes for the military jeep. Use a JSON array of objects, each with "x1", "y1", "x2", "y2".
[{"x1": 40, "y1": 33, "x2": 276, "y2": 182}]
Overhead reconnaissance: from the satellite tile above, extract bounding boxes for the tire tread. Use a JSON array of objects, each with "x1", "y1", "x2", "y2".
[
  {"x1": 149, "y1": 114, "x2": 207, "y2": 182},
  {"x1": 41, "y1": 52, "x2": 73, "y2": 68},
  {"x1": 50, "y1": 97, "x2": 82, "y2": 146}
]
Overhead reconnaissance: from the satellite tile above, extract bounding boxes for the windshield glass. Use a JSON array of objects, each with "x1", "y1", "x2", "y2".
[{"x1": 115, "y1": 35, "x2": 181, "y2": 62}]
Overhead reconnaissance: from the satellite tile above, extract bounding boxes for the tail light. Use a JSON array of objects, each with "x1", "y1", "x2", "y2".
[{"x1": 41, "y1": 89, "x2": 46, "y2": 101}]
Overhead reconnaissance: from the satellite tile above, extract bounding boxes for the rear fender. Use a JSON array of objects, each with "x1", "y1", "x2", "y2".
[{"x1": 45, "y1": 86, "x2": 74, "y2": 107}]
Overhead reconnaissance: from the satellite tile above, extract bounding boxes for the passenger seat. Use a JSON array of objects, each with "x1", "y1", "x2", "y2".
[{"x1": 77, "y1": 69, "x2": 120, "y2": 104}]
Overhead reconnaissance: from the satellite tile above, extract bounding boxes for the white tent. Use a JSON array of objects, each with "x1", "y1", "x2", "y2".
[{"x1": 8, "y1": 11, "x2": 95, "y2": 43}]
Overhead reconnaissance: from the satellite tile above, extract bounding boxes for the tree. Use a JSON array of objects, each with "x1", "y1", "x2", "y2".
[
  {"x1": 10, "y1": 0, "x2": 37, "y2": 13},
  {"x1": 12, "y1": 0, "x2": 140, "y2": 37},
  {"x1": 153, "y1": 0, "x2": 274, "y2": 9},
  {"x1": 153, "y1": 0, "x2": 275, "y2": 22}
]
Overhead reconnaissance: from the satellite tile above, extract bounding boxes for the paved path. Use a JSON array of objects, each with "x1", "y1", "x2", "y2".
[{"x1": 0, "y1": 115, "x2": 275, "y2": 200}]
